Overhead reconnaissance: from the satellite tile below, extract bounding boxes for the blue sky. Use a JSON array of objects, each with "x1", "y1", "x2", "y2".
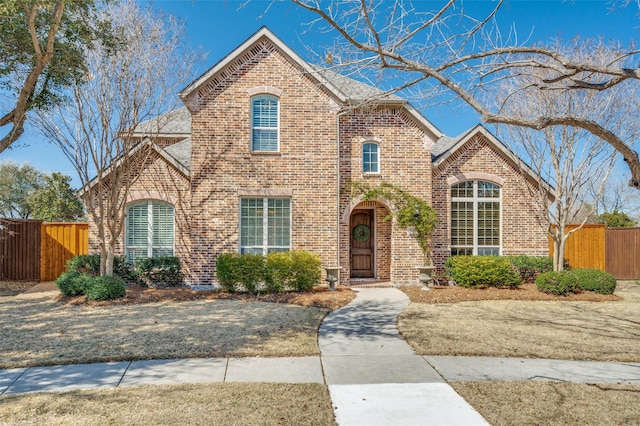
[{"x1": 2, "y1": 0, "x2": 637, "y2": 187}]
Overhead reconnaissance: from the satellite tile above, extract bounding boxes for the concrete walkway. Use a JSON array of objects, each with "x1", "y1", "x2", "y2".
[
  {"x1": 319, "y1": 288, "x2": 488, "y2": 425},
  {"x1": 2, "y1": 287, "x2": 640, "y2": 424}
]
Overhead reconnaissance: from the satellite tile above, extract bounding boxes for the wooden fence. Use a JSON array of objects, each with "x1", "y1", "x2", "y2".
[
  {"x1": 40, "y1": 222, "x2": 89, "y2": 281},
  {"x1": 0, "y1": 219, "x2": 42, "y2": 281},
  {"x1": 606, "y1": 228, "x2": 640, "y2": 280},
  {"x1": 0, "y1": 220, "x2": 88, "y2": 282},
  {"x1": 549, "y1": 224, "x2": 640, "y2": 279}
]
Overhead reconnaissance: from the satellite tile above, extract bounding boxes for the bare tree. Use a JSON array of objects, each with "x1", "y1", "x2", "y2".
[
  {"x1": 494, "y1": 63, "x2": 630, "y2": 270},
  {"x1": 292, "y1": 0, "x2": 640, "y2": 187},
  {"x1": 36, "y1": 0, "x2": 195, "y2": 276}
]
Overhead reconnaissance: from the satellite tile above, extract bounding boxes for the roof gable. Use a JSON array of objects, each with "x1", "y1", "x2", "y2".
[{"x1": 432, "y1": 124, "x2": 553, "y2": 194}]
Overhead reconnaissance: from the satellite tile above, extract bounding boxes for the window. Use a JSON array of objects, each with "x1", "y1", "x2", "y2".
[
  {"x1": 240, "y1": 198, "x2": 290, "y2": 255},
  {"x1": 251, "y1": 95, "x2": 279, "y2": 152},
  {"x1": 363, "y1": 142, "x2": 379, "y2": 173},
  {"x1": 125, "y1": 201, "x2": 174, "y2": 260},
  {"x1": 450, "y1": 180, "x2": 500, "y2": 256}
]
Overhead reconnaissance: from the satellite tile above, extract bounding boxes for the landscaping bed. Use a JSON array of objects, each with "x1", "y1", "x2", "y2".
[{"x1": 400, "y1": 283, "x2": 620, "y2": 304}]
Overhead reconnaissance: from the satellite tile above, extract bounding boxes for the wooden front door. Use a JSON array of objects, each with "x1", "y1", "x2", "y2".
[{"x1": 350, "y1": 209, "x2": 374, "y2": 278}]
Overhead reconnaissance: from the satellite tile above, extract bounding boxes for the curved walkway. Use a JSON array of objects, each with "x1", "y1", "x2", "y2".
[{"x1": 2, "y1": 288, "x2": 640, "y2": 424}]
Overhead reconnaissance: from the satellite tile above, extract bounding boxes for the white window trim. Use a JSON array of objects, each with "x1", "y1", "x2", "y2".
[
  {"x1": 239, "y1": 197, "x2": 291, "y2": 255},
  {"x1": 450, "y1": 181, "x2": 502, "y2": 255},
  {"x1": 125, "y1": 200, "x2": 175, "y2": 260},
  {"x1": 250, "y1": 95, "x2": 280, "y2": 152}
]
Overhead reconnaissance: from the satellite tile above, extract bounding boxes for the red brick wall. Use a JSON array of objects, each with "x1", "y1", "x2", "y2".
[
  {"x1": 431, "y1": 134, "x2": 549, "y2": 272},
  {"x1": 338, "y1": 108, "x2": 437, "y2": 284},
  {"x1": 188, "y1": 38, "x2": 340, "y2": 284}
]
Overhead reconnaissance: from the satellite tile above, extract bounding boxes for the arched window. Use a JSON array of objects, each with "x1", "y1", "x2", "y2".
[
  {"x1": 450, "y1": 180, "x2": 500, "y2": 255},
  {"x1": 363, "y1": 142, "x2": 379, "y2": 173},
  {"x1": 251, "y1": 95, "x2": 279, "y2": 152},
  {"x1": 125, "y1": 200, "x2": 175, "y2": 260}
]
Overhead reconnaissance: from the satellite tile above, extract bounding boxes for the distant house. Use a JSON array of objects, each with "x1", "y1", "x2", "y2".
[{"x1": 88, "y1": 27, "x2": 549, "y2": 285}]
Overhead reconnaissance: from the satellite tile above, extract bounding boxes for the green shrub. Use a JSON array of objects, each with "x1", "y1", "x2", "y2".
[
  {"x1": 56, "y1": 271, "x2": 93, "y2": 297},
  {"x1": 535, "y1": 271, "x2": 579, "y2": 296},
  {"x1": 288, "y1": 250, "x2": 322, "y2": 292},
  {"x1": 570, "y1": 268, "x2": 617, "y2": 295},
  {"x1": 507, "y1": 256, "x2": 554, "y2": 282},
  {"x1": 215, "y1": 253, "x2": 264, "y2": 293},
  {"x1": 135, "y1": 257, "x2": 182, "y2": 288},
  {"x1": 84, "y1": 275, "x2": 126, "y2": 301},
  {"x1": 66, "y1": 254, "x2": 101, "y2": 276},
  {"x1": 445, "y1": 256, "x2": 522, "y2": 289},
  {"x1": 66, "y1": 253, "x2": 135, "y2": 282},
  {"x1": 264, "y1": 252, "x2": 291, "y2": 293}
]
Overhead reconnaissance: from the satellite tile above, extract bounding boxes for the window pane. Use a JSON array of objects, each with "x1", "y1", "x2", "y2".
[
  {"x1": 451, "y1": 181, "x2": 473, "y2": 198},
  {"x1": 241, "y1": 198, "x2": 263, "y2": 247},
  {"x1": 126, "y1": 204, "x2": 148, "y2": 248},
  {"x1": 252, "y1": 96, "x2": 278, "y2": 152},
  {"x1": 152, "y1": 202, "x2": 174, "y2": 251},
  {"x1": 477, "y1": 201, "x2": 500, "y2": 246},
  {"x1": 268, "y1": 198, "x2": 290, "y2": 248},
  {"x1": 478, "y1": 181, "x2": 500, "y2": 198},
  {"x1": 451, "y1": 201, "x2": 473, "y2": 246},
  {"x1": 363, "y1": 143, "x2": 379, "y2": 173}
]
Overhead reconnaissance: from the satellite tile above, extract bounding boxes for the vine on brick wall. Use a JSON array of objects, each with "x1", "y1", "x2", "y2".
[{"x1": 347, "y1": 181, "x2": 438, "y2": 263}]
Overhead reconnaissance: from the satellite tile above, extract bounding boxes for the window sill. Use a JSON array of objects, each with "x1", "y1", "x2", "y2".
[
  {"x1": 363, "y1": 172, "x2": 382, "y2": 177},
  {"x1": 251, "y1": 151, "x2": 281, "y2": 156}
]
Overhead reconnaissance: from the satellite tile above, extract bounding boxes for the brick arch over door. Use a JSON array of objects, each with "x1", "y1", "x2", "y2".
[{"x1": 342, "y1": 200, "x2": 392, "y2": 282}]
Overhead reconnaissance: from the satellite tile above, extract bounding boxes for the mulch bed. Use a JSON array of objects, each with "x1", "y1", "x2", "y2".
[
  {"x1": 400, "y1": 283, "x2": 621, "y2": 304},
  {"x1": 59, "y1": 284, "x2": 356, "y2": 311}
]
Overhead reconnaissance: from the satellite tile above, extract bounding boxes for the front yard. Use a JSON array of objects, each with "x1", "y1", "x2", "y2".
[
  {"x1": 0, "y1": 288, "x2": 330, "y2": 368},
  {"x1": 398, "y1": 282, "x2": 640, "y2": 362}
]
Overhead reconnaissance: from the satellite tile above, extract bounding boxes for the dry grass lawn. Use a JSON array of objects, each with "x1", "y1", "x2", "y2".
[
  {"x1": 453, "y1": 381, "x2": 640, "y2": 426},
  {"x1": 0, "y1": 290, "x2": 329, "y2": 368},
  {"x1": 399, "y1": 282, "x2": 640, "y2": 362},
  {"x1": 0, "y1": 383, "x2": 335, "y2": 425}
]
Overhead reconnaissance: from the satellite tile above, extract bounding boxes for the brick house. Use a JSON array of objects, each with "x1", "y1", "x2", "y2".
[{"x1": 89, "y1": 27, "x2": 549, "y2": 286}]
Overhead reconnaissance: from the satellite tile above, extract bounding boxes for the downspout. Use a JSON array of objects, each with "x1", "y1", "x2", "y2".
[{"x1": 336, "y1": 108, "x2": 348, "y2": 278}]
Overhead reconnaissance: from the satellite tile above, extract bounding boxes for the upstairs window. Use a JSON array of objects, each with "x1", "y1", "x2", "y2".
[
  {"x1": 125, "y1": 200, "x2": 175, "y2": 261},
  {"x1": 363, "y1": 142, "x2": 379, "y2": 173},
  {"x1": 251, "y1": 95, "x2": 279, "y2": 152},
  {"x1": 450, "y1": 180, "x2": 501, "y2": 256}
]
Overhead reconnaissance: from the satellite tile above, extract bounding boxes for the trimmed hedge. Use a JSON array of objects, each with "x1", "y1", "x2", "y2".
[
  {"x1": 507, "y1": 256, "x2": 554, "y2": 282},
  {"x1": 535, "y1": 271, "x2": 579, "y2": 296},
  {"x1": 445, "y1": 256, "x2": 522, "y2": 289},
  {"x1": 571, "y1": 268, "x2": 617, "y2": 295},
  {"x1": 217, "y1": 250, "x2": 322, "y2": 293},
  {"x1": 66, "y1": 254, "x2": 135, "y2": 282},
  {"x1": 135, "y1": 256, "x2": 182, "y2": 288},
  {"x1": 56, "y1": 271, "x2": 92, "y2": 297},
  {"x1": 84, "y1": 276, "x2": 127, "y2": 301}
]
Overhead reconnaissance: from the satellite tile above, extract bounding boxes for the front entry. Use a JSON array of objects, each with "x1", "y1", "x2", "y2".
[{"x1": 350, "y1": 209, "x2": 375, "y2": 278}]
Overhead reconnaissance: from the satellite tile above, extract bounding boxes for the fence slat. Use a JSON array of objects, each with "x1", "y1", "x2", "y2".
[
  {"x1": 0, "y1": 219, "x2": 42, "y2": 281},
  {"x1": 549, "y1": 224, "x2": 606, "y2": 271},
  {"x1": 40, "y1": 223, "x2": 89, "y2": 281},
  {"x1": 606, "y1": 228, "x2": 640, "y2": 280}
]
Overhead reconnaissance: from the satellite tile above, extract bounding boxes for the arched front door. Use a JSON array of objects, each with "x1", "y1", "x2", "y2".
[{"x1": 350, "y1": 209, "x2": 374, "y2": 278}]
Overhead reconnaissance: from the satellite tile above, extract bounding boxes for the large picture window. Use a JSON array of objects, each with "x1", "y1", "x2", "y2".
[
  {"x1": 240, "y1": 198, "x2": 290, "y2": 255},
  {"x1": 251, "y1": 95, "x2": 279, "y2": 152},
  {"x1": 125, "y1": 200, "x2": 175, "y2": 260},
  {"x1": 450, "y1": 180, "x2": 500, "y2": 256}
]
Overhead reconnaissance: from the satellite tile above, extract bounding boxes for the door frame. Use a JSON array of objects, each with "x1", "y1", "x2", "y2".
[{"x1": 349, "y1": 207, "x2": 376, "y2": 278}]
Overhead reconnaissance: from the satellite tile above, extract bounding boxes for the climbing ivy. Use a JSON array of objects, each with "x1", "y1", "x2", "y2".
[{"x1": 347, "y1": 181, "x2": 438, "y2": 262}]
